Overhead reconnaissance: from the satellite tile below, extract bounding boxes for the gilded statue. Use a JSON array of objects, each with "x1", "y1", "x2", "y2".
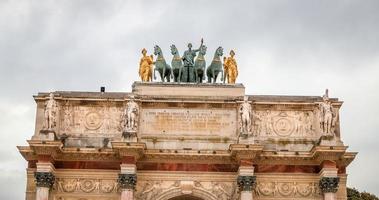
[
  {"x1": 223, "y1": 50, "x2": 238, "y2": 84},
  {"x1": 139, "y1": 48, "x2": 154, "y2": 82}
]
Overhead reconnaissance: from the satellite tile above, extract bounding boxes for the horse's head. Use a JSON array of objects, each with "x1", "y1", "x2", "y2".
[
  {"x1": 199, "y1": 45, "x2": 207, "y2": 55},
  {"x1": 215, "y1": 46, "x2": 224, "y2": 57},
  {"x1": 154, "y1": 45, "x2": 161, "y2": 56},
  {"x1": 170, "y1": 45, "x2": 178, "y2": 55}
]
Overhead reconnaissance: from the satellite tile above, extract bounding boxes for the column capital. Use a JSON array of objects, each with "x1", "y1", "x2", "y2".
[
  {"x1": 319, "y1": 177, "x2": 340, "y2": 193},
  {"x1": 237, "y1": 175, "x2": 256, "y2": 191},
  {"x1": 34, "y1": 172, "x2": 55, "y2": 188},
  {"x1": 118, "y1": 174, "x2": 137, "y2": 190}
]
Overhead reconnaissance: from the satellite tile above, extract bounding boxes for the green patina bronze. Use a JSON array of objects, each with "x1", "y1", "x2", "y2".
[
  {"x1": 170, "y1": 44, "x2": 182, "y2": 82},
  {"x1": 206, "y1": 46, "x2": 224, "y2": 83},
  {"x1": 181, "y1": 39, "x2": 204, "y2": 82},
  {"x1": 194, "y1": 45, "x2": 207, "y2": 83},
  {"x1": 153, "y1": 45, "x2": 172, "y2": 82}
]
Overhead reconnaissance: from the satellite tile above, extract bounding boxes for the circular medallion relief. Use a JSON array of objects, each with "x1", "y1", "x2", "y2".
[
  {"x1": 273, "y1": 118, "x2": 294, "y2": 136},
  {"x1": 85, "y1": 112, "x2": 103, "y2": 130}
]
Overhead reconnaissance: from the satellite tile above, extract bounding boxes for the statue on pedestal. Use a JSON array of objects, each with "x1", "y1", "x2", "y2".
[
  {"x1": 153, "y1": 45, "x2": 172, "y2": 82},
  {"x1": 139, "y1": 48, "x2": 154, "y2": 82},
  {"x1": 121, "y1": 96, "x2": 139, "y2": 138},
  {"x1": 170, "y1": 45, "x2": 183, "y2": 82},
  {"x1": 319, "y1": 89, "x2": 337, "y2": 135},
  {"x1": 42, "y1": 93, "x2": 58, "y2": 132},
  {"x1": 181, "y1": 39, "x2": 204, "y2": 82},
  {"x1": 239, "y1": 96, "x2": 252, "y2": 136},
  {"x1": 223, "y1": 50, "x2": 238, "y2": 84},
  {"x1": 206, "y1": 46, "x2": 224, "y2": 83}
]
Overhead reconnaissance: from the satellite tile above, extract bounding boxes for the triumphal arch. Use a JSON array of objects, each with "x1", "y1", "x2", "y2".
[{"x1": 19, "y1": 44, "x2": 356, "y2": 200}]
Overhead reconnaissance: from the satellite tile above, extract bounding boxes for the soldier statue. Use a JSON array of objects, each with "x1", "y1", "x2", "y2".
[
  {"x1": 122, "y1": 96, "x2": 139, "y2": 134},
  {"x1": 181, "y1": 39, "x2": 204, "y2": 82},
  {"x1": 239, "y1": 96, "x2": 252, "y2": 135},
  {"x1": 319, "y1": 89, "x2": 337, "y2": 135},
  {"x1": 43, "y1": 93, "x2": 58, "y2": 131}
]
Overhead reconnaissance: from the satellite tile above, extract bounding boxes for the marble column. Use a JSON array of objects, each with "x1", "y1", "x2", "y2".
[
  {"x1": 319, "y1": 162, "x2": 339, "y2": 200},
  {"x1": 34, "y1": 172, "x2": 55, "y2": 200},
  {"x1": 118, "y1": 164, "x2": 137, "y2": 200},
  {"x1": 35, "y1": 162, "x2": 55, "y2": 200},
  {"x1": 237, "y1": 166, "x2": 256, "y2": 200},
  {"x1": 319, "y1": 177, "x2": 340, "y2": 200}
]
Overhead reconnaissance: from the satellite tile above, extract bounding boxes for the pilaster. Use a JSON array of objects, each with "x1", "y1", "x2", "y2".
[
  {"x1": 319, "y1": 161, "x2": 339, "y2": 200},
  {"x1": 119, "y1": 164, "x2": 137, "y2": 200},
  {"x1": 35, "y1": 162, "x2": 55, "y2": 200}
]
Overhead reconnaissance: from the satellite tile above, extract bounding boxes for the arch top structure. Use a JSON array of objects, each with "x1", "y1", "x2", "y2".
[{"x1": 19, "y1": 83, "x2": 356, "y2": 200}]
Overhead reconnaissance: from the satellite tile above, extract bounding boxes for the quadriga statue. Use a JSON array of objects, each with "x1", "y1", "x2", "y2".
[
  {"x1": 206, "y1": 46, "x2": 224, "y2": 83},
  {"x1": 223, "y1": 50, "x2": 238, "y2": 84},
  {"x1": 153, "y1": 45, "x2": 172, "y2": 82},
  {"x1": 194, "y1": 45, "x2": 207, "y2": 83},
  {"x1": 181, "y1": 39, "x2": 204, "y2": 82},
  {"x1": 139, "y1": 48, "x2": 154, "y2": 82},
  {"x1": 170, "y1": 45, "x2": 183, "y2": 82}
]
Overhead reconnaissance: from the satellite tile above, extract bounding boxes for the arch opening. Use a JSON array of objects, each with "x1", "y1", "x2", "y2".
[{"x1": 168, "y1": 195, "x2": 204, "y2": 200}]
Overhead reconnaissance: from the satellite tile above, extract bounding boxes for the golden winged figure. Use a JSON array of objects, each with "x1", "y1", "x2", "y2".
[{"x1": 139, "y1": 48, "x2": 154, "y2": 82}]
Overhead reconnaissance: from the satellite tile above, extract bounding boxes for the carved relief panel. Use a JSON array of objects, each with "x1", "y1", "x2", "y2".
[
  {"x1": 252, "y1": 110, "x2": 318, "y2": 139},
  {"x1": 51, "y1": 171, "x2": 119, "y2": 200},
  {"x1": 59, "y1": 102, "x2": 124, "y2": 137}
]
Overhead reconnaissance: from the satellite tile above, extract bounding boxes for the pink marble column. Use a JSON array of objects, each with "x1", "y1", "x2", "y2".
[
  {"x1": 36, "y1": 187, "x2": 49, "y2": 200},
  {"x1": 118, "y1": 174, "x2": 137, "y2": 200},
  {"x1": 319, "y1": 177, "x2": 340, "y2": 200},
  {"x1": 120, "y1": 188, "x2": 134, "y2": 200},
  {"x1": 34, "y1": 172, "x2": 55, "y2": 200},
  {"x1": 35, "y1": 162, "x2": 55, "y2": 200},
  {"x1": 237, "y1": 166, "x2": 256, "y2": 200},
  {"x1": 319, "y1": 162, "x2": 339, "y2": 200}
]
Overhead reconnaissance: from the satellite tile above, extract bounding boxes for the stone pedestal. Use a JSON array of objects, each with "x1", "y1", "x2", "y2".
[
  {"x1": 38, "y1": 129, "x2": 56, "y2": 141},
  {"x1": 237, "y1": 166, "x2": 256, "y2": 200}
]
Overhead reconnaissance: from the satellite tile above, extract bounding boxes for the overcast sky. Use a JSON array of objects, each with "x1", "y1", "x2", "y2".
[{"x1": 0, "y1": 0, "x2": 378, "y2": 199}]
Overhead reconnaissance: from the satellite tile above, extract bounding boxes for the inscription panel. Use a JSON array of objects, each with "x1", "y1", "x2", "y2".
[{"x1": 140, "y1": 108, "x2": 237, "y2": 137}]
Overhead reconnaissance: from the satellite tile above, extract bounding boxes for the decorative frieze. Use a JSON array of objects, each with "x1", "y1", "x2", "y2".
[
  {"x1": 118, "y1": 174, "x2": 137, "y2": 190},
  {"x1": 135, "y1": 180, "x2": 238, "y2": 200},
  {"x1": 319, "y1": 177, "x2": 339, "y2": 193},
  {"x1": 55, "y1": 178, "x2": 118, "y2": 193},
  {"x1": 255, "y1": 181, "x2": 321, "y2": 198},
  {"x1": 237, "y1": 175, "x2": 256, "y2": 191},
  {"x1": 35, "y1": 172, "x2": 55, "y2": 188}
]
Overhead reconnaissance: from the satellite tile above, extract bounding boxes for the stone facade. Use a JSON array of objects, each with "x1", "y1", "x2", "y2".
[{"x1": 18, "y1": 82, "x2": 356, "y2": 200}]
